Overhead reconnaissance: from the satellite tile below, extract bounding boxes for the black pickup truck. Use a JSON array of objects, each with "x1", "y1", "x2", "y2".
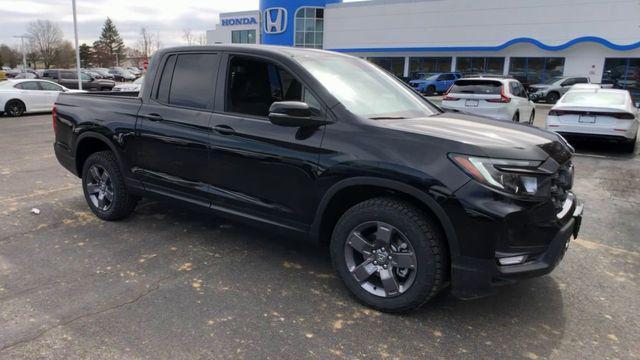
[{"x1": 53, "y1": 45, "x2": 583, "y2": 313}]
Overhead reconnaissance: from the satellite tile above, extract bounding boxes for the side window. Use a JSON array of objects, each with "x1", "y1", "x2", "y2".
[
  {"x1": 561, "y1": 79, "x2": 574, "y2": 86},
  {"x1": 80, "y1": 73, "x2": 91, "y2": 81},
  {"x1": 226, "y1": 56, "x2": 310, "y2": 117},
  {"x1": 575, "y1": 77, "x2": 588, "y2": 84},
  {"x1": 16, "y1": 81, "x2": 40, "y2": 90},
  {"x1": 444, "y1": 74, "x2": 455, "y2": 80},
  {"x1": 436, "y1": 75, "x2": 446, "y2": 81},
  {"x1": 156, "y1": 55, "x2": 177, "y2": 103},
  {"x1": 168, "y1": 53, "x2": 218, "y2": 110},
  {"x1": 40, "y1": 82, "x2": 63, "y2": 91}
]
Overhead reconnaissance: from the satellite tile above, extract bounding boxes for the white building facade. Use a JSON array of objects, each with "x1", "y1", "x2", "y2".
[{"x1": 206, "y1": 0, "x2": 640, "y2": 96}]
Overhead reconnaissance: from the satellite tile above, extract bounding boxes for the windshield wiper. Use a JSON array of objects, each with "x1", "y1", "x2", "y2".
[{"x1": 368, "y1": 116, "x2": 407, "y2": 120}]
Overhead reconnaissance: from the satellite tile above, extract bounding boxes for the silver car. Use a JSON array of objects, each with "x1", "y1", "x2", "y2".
[{"x1": 528, "y1": 76, "x2": 590, "y2": 104}]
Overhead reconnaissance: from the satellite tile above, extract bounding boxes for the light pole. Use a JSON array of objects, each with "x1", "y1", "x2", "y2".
[
  {"x1": 71, "y1": 0, "x2": 82, "y2": 90},
  {"x1": 12, "y1": 35, "x2": 29, "y2": 70}
]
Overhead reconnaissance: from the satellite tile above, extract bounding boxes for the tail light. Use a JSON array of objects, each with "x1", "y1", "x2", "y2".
[
  {"x1": 548, "y1": 109, "x2": 635, "y2": 119},
  {"x1": 548, "y1": 109, "x2": 563, "y2": 116},
  {"x1": 442, "y1": 87, "x2": 459, "y2": 101},
  {"x1": 52, "y1": 106, "x2": 58, "y2": 134},
  {"x1": 486, "y1": 86, "x2": 511, "y2": 103}
]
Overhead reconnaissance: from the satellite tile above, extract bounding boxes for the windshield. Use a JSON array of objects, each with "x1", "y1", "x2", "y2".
[
  {"x1": 562, "y1": 91, "x2": 627, "y2": 106},
  {"x1": 426, "y1": 74, "x2": 439, "y2": 80},
  {"x1": 449, "y1": 80, "x2": 502, "y2": 94},
  {"x1": 295, "y1": 54, "x2": 438, "y2": 119},
  {"x1": 543, "y1": 77, "x2": 564, "y2": 85}
]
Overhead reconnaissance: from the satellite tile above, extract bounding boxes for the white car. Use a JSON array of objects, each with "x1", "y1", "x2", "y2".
[
  {"x1": 441, "y1": 77, "x2": 536, "y2": 123},
  {"x1": 546, "y1": 88, "x2": 639, "y2": 152},
  {"x1": 113, "y1": 76, "x2": 144, "y2": 92},
  {"x1": 0, "y1": 79, "x2": 82, "y2": 117}
]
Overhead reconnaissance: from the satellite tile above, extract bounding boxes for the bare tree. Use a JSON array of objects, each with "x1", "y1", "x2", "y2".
[
  {"x1": 182, "y1": 28, "x2": 193, "y2": 45},
  {"x1": 155, "y1": 31, "x2": 162, "y2": 53},
  {"x1": 197, "y1": 32, "x2": 207, "y2": 46},
  {"x1": 26, "y1": 19, "x2": 63, "y2": 69},
  {"x1": 137, "y1": 27, "x2": 155, "y2": 58}
]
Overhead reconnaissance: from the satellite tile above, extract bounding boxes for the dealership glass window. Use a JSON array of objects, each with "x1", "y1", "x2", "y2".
[
  {"x1": 603, "y1": 58, "x2": 640, "y2": 102},
  {"x1": 231, "y1": 30, "x2": 256, "y2": 44},
  {"x1": 368, "y1": 57, "x2": 405, "y2": 78},
  {"x1": 508, "y1": 57, "x2": 565, "y2": 87},
  {"x1": 409, "y1": 57, "x2": 452, "y2": 79},
  {"x1": 456, "y1": 57, "x2": 504, "y2": 76},
  {"x1": 294, "y1": 7, "x2": 324, "y2": 49}
]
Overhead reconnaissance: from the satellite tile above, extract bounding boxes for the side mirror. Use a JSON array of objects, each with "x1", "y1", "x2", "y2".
[{"x1": 268, "y1": 101, "x2": 331, "y2": 128}]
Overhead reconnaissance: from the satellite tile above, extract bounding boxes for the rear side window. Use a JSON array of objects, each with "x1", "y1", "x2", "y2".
[
  {"x1": 156, "y1": 55, "x2": 177, "y2": 103},
  {"x1": 449, "y1": 80, "x2": 502, "y2": 94},
  {"x1": 40, "y1": 82, "x2": 63, "y2": 91},
  {"x1": 15, "y1": 81, "x2": 40, "y2": 90},
  {"x1": 168, "y1": 54, "x2": 218, "y2": 110}
]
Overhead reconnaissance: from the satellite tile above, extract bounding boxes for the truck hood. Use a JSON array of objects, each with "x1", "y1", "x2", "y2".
[{"x1": 376, "y1": 112, "x2": 573, "y2": 163}]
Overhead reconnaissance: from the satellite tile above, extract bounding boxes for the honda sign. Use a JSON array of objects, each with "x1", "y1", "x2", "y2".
[{"x1": 263, "y1": 7, "x2": 287, "y2": 34}]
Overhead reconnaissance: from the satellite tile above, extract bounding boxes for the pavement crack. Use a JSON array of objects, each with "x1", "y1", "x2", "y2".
[{"x1": 0, "y1": 275, "x2": 170, "y2": 354}]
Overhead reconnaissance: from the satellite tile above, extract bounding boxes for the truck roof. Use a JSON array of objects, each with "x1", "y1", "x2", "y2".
[{"x1": 154, "y1": 44, "x2": 351, "y2": 62}]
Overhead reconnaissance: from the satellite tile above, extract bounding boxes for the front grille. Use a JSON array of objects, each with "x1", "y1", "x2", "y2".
[{"x1": 550, "y1": 161, "x2": 574, "y2": 211}]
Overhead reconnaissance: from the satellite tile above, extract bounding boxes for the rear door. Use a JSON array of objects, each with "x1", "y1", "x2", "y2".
[
  {"x1": 58, "y1": 71, "x2": 77, "y2": 89},
  {"x1": 509, "y1": 81, "x2": 534, "y2": 121},
  {"x1": 207, "y1": 53, "x2": 326, "y2": 230},
  {"x1": 15, "y1": 81, "x2": 49, "y2": 111},
  {"x1": 133, "y1": 52, "x2": 219, "y2": 207},
  {"x1": 38, "y1": 81, "x2": 66, "y2": 108}
]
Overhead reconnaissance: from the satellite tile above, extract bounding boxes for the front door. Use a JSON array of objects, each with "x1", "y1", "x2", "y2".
[
  {"x1": 207, "y1": 54, "x2": 326, "y2": 230},
  {"x1": 133, "y1": 52, "x2": 220, "y2": 207}
]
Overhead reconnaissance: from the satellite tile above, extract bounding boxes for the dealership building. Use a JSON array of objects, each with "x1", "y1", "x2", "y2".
[{"x1": 207, "y1": 0, "x2": 640, "y2": 96}]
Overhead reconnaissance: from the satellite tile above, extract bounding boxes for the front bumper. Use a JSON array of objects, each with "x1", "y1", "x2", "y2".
[{"x1": 447, "y1": 182, "x2": 582, "y2": 300}]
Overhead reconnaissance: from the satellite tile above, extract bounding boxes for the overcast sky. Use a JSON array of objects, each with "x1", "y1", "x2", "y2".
[{"x1": 0, "y1": 0, "x2": 359, "y2": 49}]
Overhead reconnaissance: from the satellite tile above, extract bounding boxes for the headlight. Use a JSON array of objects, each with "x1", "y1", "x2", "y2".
[{"x1": 450, "y1": 154, "x2": 549, "y2": 197}]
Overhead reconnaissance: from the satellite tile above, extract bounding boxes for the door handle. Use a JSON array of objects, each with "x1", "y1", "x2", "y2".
[
  {"x1": 143, "y1": 113, "x2": 163, "y2": 122},
  {"x1": 212, "y1": 124, "x2": 235, "y2": 135}
]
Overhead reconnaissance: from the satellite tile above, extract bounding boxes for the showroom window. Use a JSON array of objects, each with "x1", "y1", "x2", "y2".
[
  {"x1": 294, "y1": 7, "x2": 324, "y2": 49},
  {"x1": 368, "y1": 57, "x2": 405, "y2": 78},
  {"x1": 231, "y1": 30, "x2": 256, "y2": 44},
  {"x1": 508, "y1": 57, "x2": 565, "y2": 88},
  {"x1": 409, "y1": 57, "x2": 452, "y2": 80},
  {"x1": 456, "y1": 57, "x2": 504, "y2": 76},
  {"x1": 603, "y1": 58, "x2": 640, "y2": 102}
]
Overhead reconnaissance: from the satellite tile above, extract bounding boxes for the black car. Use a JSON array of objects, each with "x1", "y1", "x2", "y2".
[
  {"x1": 43, "y1": 69, "x2": 115, "y2": 91},
  {"x1": 53, "y1": 45, "x2": 582, "y2": 313}
]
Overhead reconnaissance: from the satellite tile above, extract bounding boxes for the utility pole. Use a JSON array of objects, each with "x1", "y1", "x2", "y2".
[
  {"x1": 71, "y1": 0, "x2": 82, "y2": 90},
  {"x1": 12, "y1": 35, "x2": 29, "y2": 70}
]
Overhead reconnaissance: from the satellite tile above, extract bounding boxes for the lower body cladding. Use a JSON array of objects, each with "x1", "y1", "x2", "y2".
[{"x1": 444, "y1": 180, "x2": 582, "y2": 299}]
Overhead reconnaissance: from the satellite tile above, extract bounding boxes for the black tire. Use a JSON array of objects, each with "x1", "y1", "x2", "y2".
[
  {"x1": 81, "y1": 151, "x2": 137, "y2": 221},
  {"x1": 425, "y1": 86, "x2": 436, "y2": 96},
  {"x1": 5, "y1": 99, "x2": 25, "y2": 117},
  {"x1": 512, "y1": 112, "x2": 520, "y2": 122},
  {"x1": 330, "y1": 197, "x2": 447, "y2": 313},
  {"x1": 546, "y1": 92, "x2": 560, "y2": 104},
  {"x1": 621, "y1": 137, "x2": 636, "y2": 153},
  {"x1": 528, "y1": 110, "x2": 535, "y2": 125}
]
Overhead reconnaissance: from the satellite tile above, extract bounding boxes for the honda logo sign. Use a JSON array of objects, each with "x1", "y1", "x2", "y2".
[{"x1": 263, "y1": 7, "x2": 287, "y2": 34}]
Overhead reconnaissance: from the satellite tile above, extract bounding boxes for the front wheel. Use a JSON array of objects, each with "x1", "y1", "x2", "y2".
[
  {"x1": 528, "y1": 110, "x2": 535, "y2": 125},
  {"x1": 546, "y1": 92, "x2": 560, "y2": 104},
  {"x1": 512, "y1": 112, "x2": 520, "y2": 122},
  {"x1": 425, "y1": 86, "x2": 436, "y2": 96},
  {"x1": 82, "y1": 151, "x2": 138, "y2": 221},
  {"x1": 330, "y1": 197, "x2": 447, "y2": 313}
]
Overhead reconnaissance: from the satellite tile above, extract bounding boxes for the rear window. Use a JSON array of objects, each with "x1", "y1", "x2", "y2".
[
  {"x1": 561, "y1": 91, "x2": 626, "y2": 106},
  {"x1": 449, "y1": 80, "x2": 501, "y2": 94}
]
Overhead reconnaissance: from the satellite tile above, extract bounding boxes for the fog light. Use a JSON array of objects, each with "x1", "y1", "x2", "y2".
[{"x1": 498, "y1": 255, "x2": 526, "y2": 265}]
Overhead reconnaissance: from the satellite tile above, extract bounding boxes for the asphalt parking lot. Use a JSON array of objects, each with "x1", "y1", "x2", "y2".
[{"x1": 0, "y1": 112, "x2": 638, "y2": 359}]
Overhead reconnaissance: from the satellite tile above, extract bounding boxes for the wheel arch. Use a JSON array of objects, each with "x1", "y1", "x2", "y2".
[
  {"x1": 310, "y1": 177, "x2": 460, "y2": 258},
  {"x1": 74, "y1": 132, "x2": 123, "y2": 176},
  {"x1": 4, "y1": 98, "x2": 26, "y2": 112}
]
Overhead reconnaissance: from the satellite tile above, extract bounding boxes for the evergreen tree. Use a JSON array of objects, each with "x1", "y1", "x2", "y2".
[
  {"x1": 79, "y1": 43, "x2": 92, "y2": 67},
  {"x1": 95, "y1": 18, "x2": 126, "y2": 66}
]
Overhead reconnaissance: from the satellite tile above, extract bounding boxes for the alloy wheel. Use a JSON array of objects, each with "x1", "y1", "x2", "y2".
[
  {"x1": 344, "y1": 221, "x2": 418, "y2": 297},
  {"x1": 7, "y1": 102, "x2": 24, "y2": 117},
  {"x1": 85, "y1": 164, "x2": 114, "y2": 211}
]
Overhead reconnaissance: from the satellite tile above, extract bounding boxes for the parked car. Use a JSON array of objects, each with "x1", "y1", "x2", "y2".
[
  {"x1": 83, "y1": 69, "x2": 104, "y2": 79},
  {"x1": 112, "y1": 76, "x2": 144, "y2": 92},
  {"x1": 89, "y1": 68, "x2": 116, "y2": 80},
  {"x1": 528, "y1": 76, "x2": 590, "y2": 104},
  {"x1": 0, "y1": 79, "x2": 81, "y2": 117},
  {"x1": 13, "y1": 70, "x2": 39, "y2": 79},
  {"x1": 546, "y1": 88, "x2": 639, "y2": 152},
  {"x1": 126, "y1": 67, "x2": 142, "y2": 76},
  {"x1": 409, "y1": 72, "x2": 462, "y2": 95},
  {"x1": 53, "y1": 45, "x2": 581, "y2": 313},
  {"x1": 43, "y1": 69, "x2": 116, "y2": 91},
  {"x1": 441, "y1": 77, "x2": 536, "y2": 123},
  {"x1": 108, "y1": 67, "x2": 136, "y2": 81}
]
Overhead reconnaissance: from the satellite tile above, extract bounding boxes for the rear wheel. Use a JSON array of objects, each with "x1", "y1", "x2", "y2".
[
  {"x1": 5, "y1": 100, "x2": 25, "y2": 117},
  {"x1": 528, "y1": 110, "x2": 535, "y2": 125},
  {"x1": 512, "y1": 112, "x2": 520, "y2": 122},
  {"x1": 546, "y1": 92, "x2": 560, "y2": 104},
  {"x1": 330, "y1": 197, "x2": 447, "y2": 313},
  {"x1": 82, "y1": 151, "x2": 137, "y2": 221}
]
